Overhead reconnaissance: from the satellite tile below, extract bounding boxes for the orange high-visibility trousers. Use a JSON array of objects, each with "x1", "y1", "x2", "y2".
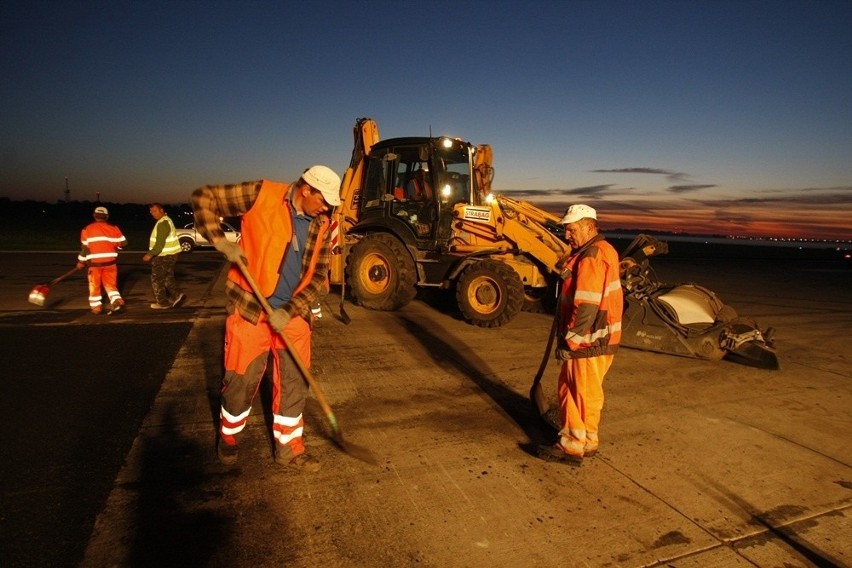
[
  {"x1": 557, "y1": 354, "x2": 615, "y2": 456},
  {"x1": 86, "y1": 265, "x2": 121, "y2": 309},
  {"x1": 219, "y1": 310, "x2": 312, "y2": 461}
]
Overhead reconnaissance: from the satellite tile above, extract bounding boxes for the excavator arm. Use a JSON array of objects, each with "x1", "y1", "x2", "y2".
[
  {"x1": 448, "y1": 195, "x2": 572, "y2": 284},
  {"x1": 338, "y1": 117, "x2": 380, "y2": 230},
  {"x1": 331, "y1": 118, "x2": 380, "y2": 284}
]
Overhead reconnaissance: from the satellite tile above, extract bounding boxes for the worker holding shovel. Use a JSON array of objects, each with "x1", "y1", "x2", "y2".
[
  {"x1": 192, "y1": 166, "x2": 340, "y2": 471},
  {"x1": 77, "y1": 206, "x2": 127, "y2": 314},
  {"x1": 537, "y1": 204, "x2": 623, "y2": 466}
]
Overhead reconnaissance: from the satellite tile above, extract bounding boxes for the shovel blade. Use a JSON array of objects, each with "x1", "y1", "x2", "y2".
[
  {"x1": 333, "y1": 432, "x2": 377, "y2": 465},
  {"x1": 530, "y1": 381, "x2": 548, "y2": 417}
]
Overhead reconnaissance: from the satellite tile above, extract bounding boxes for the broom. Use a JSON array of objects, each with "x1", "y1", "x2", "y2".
[{"x1": 28, "y1": 265, "x2": 82, "y2": 306}]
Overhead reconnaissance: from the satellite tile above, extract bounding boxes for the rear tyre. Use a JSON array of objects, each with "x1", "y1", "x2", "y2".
[
  {"x1": 456, "y1": 260, "x2": 524, "y2": 327},
  {"x1": 347, "y1": 233, "x2": 417, "y2": 311},
  {"x1": 179, "y1": 238, "x2": 194, "y2": 253}
]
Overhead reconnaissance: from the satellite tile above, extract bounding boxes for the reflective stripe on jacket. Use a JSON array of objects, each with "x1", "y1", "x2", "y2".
[
  {"x1": 78, "y1": 221, "x2": 126, "y2": 265},
  {"x1": 557, "y1": 235, "x2": 623, "y2": 358},
  {"x1": 149, "y1": 215, "x2": 181, "y2": 256}
]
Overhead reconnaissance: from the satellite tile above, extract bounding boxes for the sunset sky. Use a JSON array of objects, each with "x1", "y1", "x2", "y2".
[{"x1": 1, "y1": 1, "x2": 850, "y2": 241}]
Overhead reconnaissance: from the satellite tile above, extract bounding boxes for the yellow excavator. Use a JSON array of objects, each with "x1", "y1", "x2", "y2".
[{"x1": 329, "y1": 118, "x2": 571, "y2": 327}]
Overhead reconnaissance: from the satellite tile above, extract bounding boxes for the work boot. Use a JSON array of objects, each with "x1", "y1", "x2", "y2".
[
  {"x1": 537, "y1": 443, "x2": 583, "y2": 466},
  {"x1": 276, "y1": 448, "x2": 320, "y2": 472},
  {"x1": 217, "y1": 440, "x2": 238, "y2": 465},
  {"x1": 150, "y1": 302, "x2": 170, "y2": 310},
  {"x1": 108, "y1": 299, "x2": 124, "y2": 314},
  {"x1": 91, "y1": 305, "x2": 103, "y2": 315},
  {"x1": 171, "y1": 293, "x2": 186, "y2": 308}
]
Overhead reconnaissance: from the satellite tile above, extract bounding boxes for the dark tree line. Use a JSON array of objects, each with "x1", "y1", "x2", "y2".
[{"x1": 0, "y1": 198, "x2": 196, "y2": 250}]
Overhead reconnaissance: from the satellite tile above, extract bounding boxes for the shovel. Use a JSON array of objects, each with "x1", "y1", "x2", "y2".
[
  {"x1": 530, "y1": 316, "x2": 558, "y2": 418},
  {"x1": 234, "y1": 258, "x2": 375, "y2": 465}
]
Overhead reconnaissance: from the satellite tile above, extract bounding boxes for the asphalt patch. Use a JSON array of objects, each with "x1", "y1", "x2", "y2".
[{"x1": 0, "y1": 322, "x2": 193, "y2": 567}]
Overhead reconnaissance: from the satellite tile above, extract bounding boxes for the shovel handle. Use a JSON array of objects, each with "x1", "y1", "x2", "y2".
[
  {"x1": 533, "y1": 316, "x2": 558, "y2": 387},
  {"x1": 233, "y1": 258, "x2": 338, "y2": 429}
]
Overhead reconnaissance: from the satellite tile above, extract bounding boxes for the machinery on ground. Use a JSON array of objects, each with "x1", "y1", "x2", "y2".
[
  {"x1": 329, "y1": 118, "x2": 571, "y2": 327},
  {"x1": 618, "y1": 234, "x2": 780, "y2": 369}
]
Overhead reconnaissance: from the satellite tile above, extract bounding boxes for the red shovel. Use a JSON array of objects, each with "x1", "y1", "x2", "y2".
[{"x1": 28, "y1": 265, "x2": 82, "y2": 306}]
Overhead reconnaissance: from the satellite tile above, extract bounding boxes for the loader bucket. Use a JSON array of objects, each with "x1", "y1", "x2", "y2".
[{"x1": 724, "y1": 341, "x2": 780, "y2": 370}]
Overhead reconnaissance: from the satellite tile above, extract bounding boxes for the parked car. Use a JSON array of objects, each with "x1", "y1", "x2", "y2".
[{"x1": 175, "y1": 222, "x2": 241, "y2": 252}]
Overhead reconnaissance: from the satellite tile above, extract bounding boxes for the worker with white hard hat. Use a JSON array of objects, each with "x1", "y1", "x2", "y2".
[
  {"x1": 191, "y1": 164, "x2": 342, "y2": 472},
  {"x1": 77, "y1": 205, "x2": 128, "y2": 314},
  {"x1": 538, "y1": 203, "x2": 623, "y2": 466}
]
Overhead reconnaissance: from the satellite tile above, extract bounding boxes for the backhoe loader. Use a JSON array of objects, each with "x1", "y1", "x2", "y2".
[{"x1": 329, "y1": 118, "x2": 571, "y2": 327}]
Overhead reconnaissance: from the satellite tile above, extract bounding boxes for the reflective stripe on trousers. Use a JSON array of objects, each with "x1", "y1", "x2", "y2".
[
  {"x1": 557, "y1": 354, "x2": 614, "y2": 456},
  {"x1": 219, "y1": 310, "x2": 311, "y2": 461},
  {"x1": 87, "y1": 265, "x2": 121, "y2": 308}
]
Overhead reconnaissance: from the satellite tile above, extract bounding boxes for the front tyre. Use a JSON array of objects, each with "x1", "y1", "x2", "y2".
[
  {"x1": 522, "y1": 275, "x2": 559, "y2": 314},
  {"x1": 347, "y1": 233, "x2": 417, "y2": 311},
  {"x1": 456, "y1": 260, "x2": 524, "y2": 327},
  {"x1": 179, "y1": 238, "x2": 194, "y2": 253}
]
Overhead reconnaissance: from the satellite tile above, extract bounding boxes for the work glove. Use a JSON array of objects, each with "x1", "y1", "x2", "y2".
[
  {"x1": 267, "y1": 308, "x2": 291, "y2": 333},
  {"x1": 555, "y1": 347, "x2": 572, "y2": 361},
  {"x1": 214, "y1": 239, "x2": 246, "y2": 264}
]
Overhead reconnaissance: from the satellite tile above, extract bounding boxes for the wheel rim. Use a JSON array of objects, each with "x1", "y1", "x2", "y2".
[
  {"x1": 359, "y1": 252, "x2": 391, "y2": 295},
  {"x1": 466, "y1": 275, "x2": 501, "y2": 315}
]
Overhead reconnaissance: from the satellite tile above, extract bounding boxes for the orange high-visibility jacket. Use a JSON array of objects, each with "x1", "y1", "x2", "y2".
[
  {"x1": 557, "y1": 235, "x2": 623, "y2": 358},
  {"x1": 78, "y1": 221, "x2": 126, "y2": 266},
  {"x1": 227, "y1": 181, "x2": 326, "y2": 300}
]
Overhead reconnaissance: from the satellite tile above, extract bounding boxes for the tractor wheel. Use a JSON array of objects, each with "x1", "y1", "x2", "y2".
[
  {"x1": 347, "y1": 233, "x2": 417, "y2": 311},
  {"x1": 522, "y1": 275, "x2": 559, "y2": 314},
  {"x1": 179, "y1": 238, "x2": 194, "y2": 253},
  {"x1": 456, "y1": 260, "x2": 524, "y2": 327}
]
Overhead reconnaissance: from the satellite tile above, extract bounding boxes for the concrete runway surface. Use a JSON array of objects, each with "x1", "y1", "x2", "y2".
[{"x1": 1, "y1": 249, "x2": 849, "y2": 567}]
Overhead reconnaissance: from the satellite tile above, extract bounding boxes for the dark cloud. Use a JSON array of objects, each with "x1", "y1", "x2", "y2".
[
  {"x1": 794, "y1": 186, "x2": 852, "y2": 194},
  {"x1": 691, "y1": 187, "x2": 852, "y2": 208},
  {"x1": 591, "y1": 167, "x2": 688, "y2": 183},
  {"x1": 591, "y1": 167, "x2": 673, "y2": 175},
  {"x1": 668, "y1": 184, "x2": 717, "y2": 193},
  {"x1": 500, "y1": 185, "x2": 624, "y2": 199}
]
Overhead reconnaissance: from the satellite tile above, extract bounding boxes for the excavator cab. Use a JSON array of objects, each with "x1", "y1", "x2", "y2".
[{"x1": 355, "y1": 136, "x2": 482, "y2": 248}]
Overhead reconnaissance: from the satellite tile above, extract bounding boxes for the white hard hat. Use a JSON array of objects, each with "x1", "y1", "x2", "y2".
[
  {"x1": 559, "y1": 204, "x2": 597, "y2": 225},
  {"x1": 301, "y1": 165, "x2": 341, "y2": 206},
  {"x1": 94, "y1": 206, "x2": 109, "y2": 216}
]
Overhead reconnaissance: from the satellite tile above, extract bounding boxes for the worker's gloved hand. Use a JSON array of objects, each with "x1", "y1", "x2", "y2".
[
  {"x1": 267, "y1": 308, "x2": 291, "y2": 333},
  {"x1": 214, "y1": 239, "x2": 246, "y2": 264},
  {"x1": 555, "y1": 347, "x2": 572, "y2": 361}
]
